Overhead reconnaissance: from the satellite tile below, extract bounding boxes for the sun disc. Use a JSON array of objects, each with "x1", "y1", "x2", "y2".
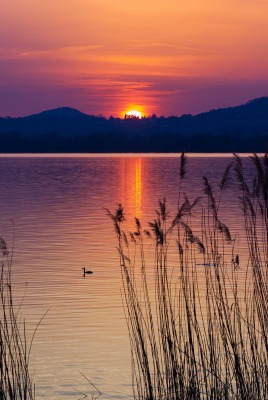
[{"x1": 125, "y1": 109, "x2": 142, "y2": 119}]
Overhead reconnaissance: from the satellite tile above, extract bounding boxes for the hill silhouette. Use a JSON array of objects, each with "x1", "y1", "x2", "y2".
[
  {"x1": 26, "y1": 107, "x2": 88, "y2": 119},
  {"x1": 0, "y1": 97, "x2": 267, "y2": 152}
]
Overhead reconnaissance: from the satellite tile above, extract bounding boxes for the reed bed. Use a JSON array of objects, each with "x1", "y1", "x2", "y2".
[
  {"x1": 0, "y1": 241, "x2": 36, "y2": 400},
  {"x1": 108, "y1": 153, "x2": 268, "y2": 400}
]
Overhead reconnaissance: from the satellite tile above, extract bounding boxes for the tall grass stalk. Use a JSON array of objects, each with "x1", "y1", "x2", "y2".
[
  {"x1": 0, "y1": 241, "x2": 37, "y2": 400},
  {"x1": 108, "y1": 153, "x2": 268, "y2": 399}
]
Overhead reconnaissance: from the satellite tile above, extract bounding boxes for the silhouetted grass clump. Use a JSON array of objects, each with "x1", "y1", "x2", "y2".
[
  {"x1": 0, "y1": 241, "x2": 37, "y2": 400},
  {"x1": 108, "y1": 153, "x2": 268, "y2": 399}
]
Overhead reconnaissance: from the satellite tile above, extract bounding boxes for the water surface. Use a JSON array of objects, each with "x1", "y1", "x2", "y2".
[{"x1": 0, "y1": 154, "x2": 253, "y2": 399}]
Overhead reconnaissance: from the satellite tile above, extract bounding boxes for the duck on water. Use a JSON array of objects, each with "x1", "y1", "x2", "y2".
[{"x1": 82, "y1": 267, "x2": 93, "y2": 276}]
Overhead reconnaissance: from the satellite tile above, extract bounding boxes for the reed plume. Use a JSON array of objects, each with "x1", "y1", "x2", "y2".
[{"x1": 108, "y1": 153, "x2": 268, "y2": 399}]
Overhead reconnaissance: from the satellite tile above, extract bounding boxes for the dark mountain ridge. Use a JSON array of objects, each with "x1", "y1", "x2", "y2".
[
  {"x1": 25, "y1": 107, "x2": 88, "y2": 120},
  {"x1": 0, "y1": 97, "x2": 267, "y2": 152},
  {"x1": 1, "y1": 96, "x2": 268, "y2": 137}
]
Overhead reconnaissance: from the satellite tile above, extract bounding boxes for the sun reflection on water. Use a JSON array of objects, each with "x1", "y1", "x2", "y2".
[
  {"x1": 134, "y1": 158, "x2": 142, "y2": 218},
  {"x1": 120, "y1": 157, "x2": 143, "y2": 221}
]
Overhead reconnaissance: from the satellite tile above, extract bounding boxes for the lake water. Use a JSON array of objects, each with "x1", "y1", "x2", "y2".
[{"x1": 0, "y1": 153, "x2": 254, "y2": 399}]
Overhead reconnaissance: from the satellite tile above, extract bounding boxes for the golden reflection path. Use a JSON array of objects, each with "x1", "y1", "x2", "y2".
[
  {"x1": 120, "y1": 157, "x2": 143, "y2": 222},
  {"x1": 134, "y1": 158, "x2": 142, "y2": 218}
]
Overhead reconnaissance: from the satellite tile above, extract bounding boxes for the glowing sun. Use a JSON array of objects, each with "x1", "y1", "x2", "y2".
[{"x1": 125, "y1": 109, "x2": 142, "y2": 119}]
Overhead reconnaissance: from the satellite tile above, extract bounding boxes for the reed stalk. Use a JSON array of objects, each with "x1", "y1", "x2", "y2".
[
  {"x1": 0, "y1": 241, "x2": 36, "y2": 400},
  {"x1": 108, "y1": 153, "x2": 268, "y2": 399}
]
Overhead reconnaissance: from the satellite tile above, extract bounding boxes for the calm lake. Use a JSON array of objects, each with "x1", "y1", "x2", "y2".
[{"x1": 0, "y1": 153, "x2": 253, "y2": 399}]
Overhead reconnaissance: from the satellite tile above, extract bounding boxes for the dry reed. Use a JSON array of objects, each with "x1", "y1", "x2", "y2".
[
  {"x1": 108, "y1": 153, "x2": 268, "y2": 399},
  {"x1": 0, "y1": 240, "x2": 37, "y2": 400}
]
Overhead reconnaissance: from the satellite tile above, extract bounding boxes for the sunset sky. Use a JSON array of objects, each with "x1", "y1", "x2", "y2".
[{"x1": 1, "y1": 0, "x2": 268, "y2": 118}]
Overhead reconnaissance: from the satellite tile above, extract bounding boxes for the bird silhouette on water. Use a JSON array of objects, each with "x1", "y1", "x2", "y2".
[{"x1": 82, "y1": 267, "x2": 93, "y2": 276}]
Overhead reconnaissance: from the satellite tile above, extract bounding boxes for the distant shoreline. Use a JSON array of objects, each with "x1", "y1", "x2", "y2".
[{"x1": 0, "y1": 97, "x2": 267, "y2": 153}]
